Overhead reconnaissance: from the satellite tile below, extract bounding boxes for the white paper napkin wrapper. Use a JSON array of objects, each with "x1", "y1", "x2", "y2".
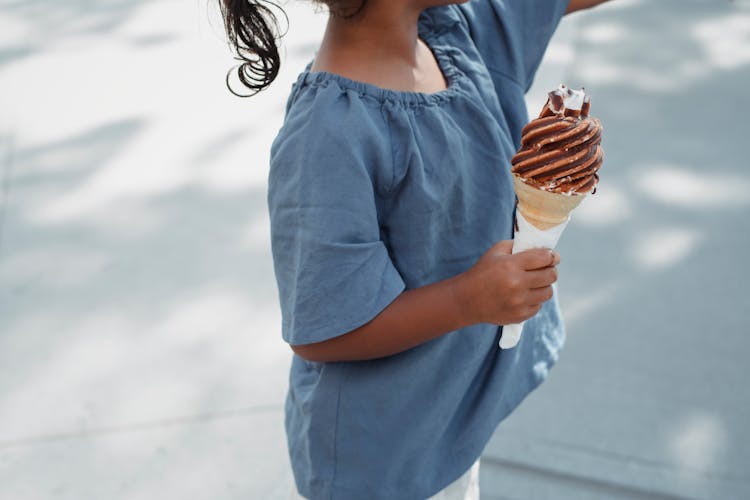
[{"x1": 499, "y1": 211, "x2": 569, "y2": 349}]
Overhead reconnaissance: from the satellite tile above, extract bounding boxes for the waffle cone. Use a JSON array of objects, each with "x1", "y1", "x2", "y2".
[{"x1": 512, "y1": 175, "x2": 586, "y2": 230}]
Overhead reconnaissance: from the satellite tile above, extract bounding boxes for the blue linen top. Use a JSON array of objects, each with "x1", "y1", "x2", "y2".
[{"x1": 268, "y1": 1, "x2": 570, "y2": 498}]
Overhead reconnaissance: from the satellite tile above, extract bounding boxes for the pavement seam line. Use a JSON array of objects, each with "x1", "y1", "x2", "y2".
[
  {"x1": 481, "y1": 454, "x2": 695, "y2": 500},
  {"x1": 0, "y1": 403, "x2": 283, "y2": 449}
]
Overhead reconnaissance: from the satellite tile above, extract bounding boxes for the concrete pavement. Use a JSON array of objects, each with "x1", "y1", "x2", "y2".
[{"x1": 1, "y1": 1, "x2": 748, "y2": 499}]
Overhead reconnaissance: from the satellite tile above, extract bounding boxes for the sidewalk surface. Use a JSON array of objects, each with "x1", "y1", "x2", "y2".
[{"x1": 1, "y1": 1, "x2": 749, "y2": 499}]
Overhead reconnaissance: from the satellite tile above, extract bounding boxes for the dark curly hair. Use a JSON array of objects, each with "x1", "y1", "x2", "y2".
[{"x1": 217, "y1": 0, "x2": 368, "y2": 97}]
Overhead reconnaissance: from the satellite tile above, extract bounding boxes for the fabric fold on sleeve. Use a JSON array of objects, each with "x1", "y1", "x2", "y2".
[{"x1": 268, "y1": 84, "x2": 405, "y2": 346}]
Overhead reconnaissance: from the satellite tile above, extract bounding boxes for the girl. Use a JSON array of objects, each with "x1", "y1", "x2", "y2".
[{"x1": 217, "y1": 0, "x2": 607, "y2": 498}]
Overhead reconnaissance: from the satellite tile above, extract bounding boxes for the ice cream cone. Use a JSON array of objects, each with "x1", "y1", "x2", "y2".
[
  {"x1": 500, "y1": 85, "x2": 602, "y2": 349},
  {"x1": 512, "y1": 174, "x2": 586, "y2": 230},
  {"x1": 499, "y1": 176, "x2": 587, "y2": 349}
]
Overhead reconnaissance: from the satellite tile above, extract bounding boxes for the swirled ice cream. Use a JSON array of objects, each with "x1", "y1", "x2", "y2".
[{"x1": 511, "y1": 85, "x2": 603, "y2": 195}]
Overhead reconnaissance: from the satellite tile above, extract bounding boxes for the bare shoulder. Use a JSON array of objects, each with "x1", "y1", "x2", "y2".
[
  {"x1": 310, "y1": 48, "x2": 403, "y2": 89},
  {"x1": 309, "y1": 40, "x2": 447, "y2": 94},
  {"x1": 565, "y1": 0, "x2": 612, "y2": 15}
]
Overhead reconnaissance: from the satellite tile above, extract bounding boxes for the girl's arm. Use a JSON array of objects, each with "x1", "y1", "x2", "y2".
[
  {"x1": 291, "y1": 241, "x2": 560, "y2": 363},
  {"x1": 566, "y1": 0, "x2": 612, "y2": 14}
]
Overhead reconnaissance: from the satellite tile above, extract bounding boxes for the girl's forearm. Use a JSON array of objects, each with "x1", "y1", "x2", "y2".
[
  {"x1": 291, "y1": 242, "x2": 560, "y2": 363},
  {"x1": 291, "y1": 275, "x2": 473, "y2": 363}
]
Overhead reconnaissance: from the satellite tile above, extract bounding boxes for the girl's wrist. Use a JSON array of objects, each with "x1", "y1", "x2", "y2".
[{"x1": 449, "y1": 271, "x2": 478, "y2": 329}]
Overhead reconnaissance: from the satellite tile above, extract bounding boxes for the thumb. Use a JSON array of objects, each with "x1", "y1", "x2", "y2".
[{"x1": 490, "y1": 240, "x2": 514, "y2": 255}]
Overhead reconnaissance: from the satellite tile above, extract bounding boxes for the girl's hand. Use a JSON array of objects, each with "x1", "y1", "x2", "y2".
[{"x1": 456, "y1": 240, "x2": 560, "y2": 326}]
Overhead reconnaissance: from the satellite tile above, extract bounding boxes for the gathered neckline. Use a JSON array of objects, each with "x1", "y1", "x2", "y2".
[{"x1": 296, "y1": 12, "x2": 464, "y2": 107}]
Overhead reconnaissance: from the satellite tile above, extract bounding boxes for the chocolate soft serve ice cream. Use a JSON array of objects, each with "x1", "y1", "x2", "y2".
[
  {"x1": 499, "y1": 84, "x2": 604, "y2": 349},
  {"x1": 512, "y1": 85, "x2": 603, "y2": 196}
]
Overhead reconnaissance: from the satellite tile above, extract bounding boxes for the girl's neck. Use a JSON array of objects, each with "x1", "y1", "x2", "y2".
[
  {"x1": 320, "y1": 3, "x2": 423, "y2": 67},
  {"x1": 310, "y1": 3, "x2": 448, "y2": 94}
]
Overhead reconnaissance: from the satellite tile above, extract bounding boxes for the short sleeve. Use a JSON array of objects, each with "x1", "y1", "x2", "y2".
[
  {"x1": 457, "y1": 0, "x2": 570, "y2": 91},
  {"x1": 268, "y1": 84, "x2": 405, "y2": 346}
]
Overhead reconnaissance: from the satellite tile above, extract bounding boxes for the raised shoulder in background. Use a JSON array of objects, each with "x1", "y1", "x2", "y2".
[{"x1": 565, "y1": 0, "x2": 612, "y2": 15}]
